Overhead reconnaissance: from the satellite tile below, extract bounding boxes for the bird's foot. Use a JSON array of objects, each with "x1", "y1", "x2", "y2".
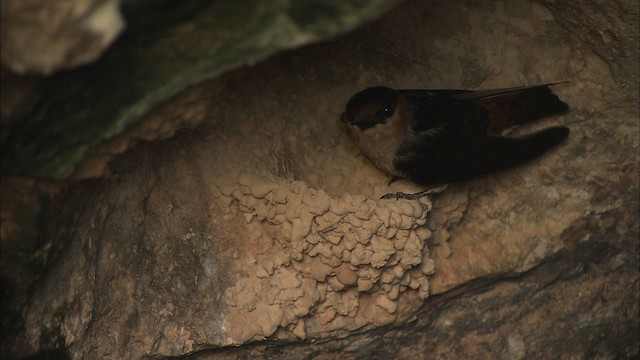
[
  {"x1": 386, "y1": 176, "x2": 402, "y2": 186},
  {"x1": 380, "y1": 184, "x2": 448, "y2": 200}
]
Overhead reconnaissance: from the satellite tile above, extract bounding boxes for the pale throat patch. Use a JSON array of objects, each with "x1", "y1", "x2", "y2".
[{"x1": 345, "y1": 100, "x2": 412, "y2": 177}]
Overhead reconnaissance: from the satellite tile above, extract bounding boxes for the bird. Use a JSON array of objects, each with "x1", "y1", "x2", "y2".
[{"x1": 340, "y1": 83, "x2": 570, "y2": 199}]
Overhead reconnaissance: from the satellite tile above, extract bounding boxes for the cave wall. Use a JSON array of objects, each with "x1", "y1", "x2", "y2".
[{"x1": 2, "y1": 0, "x2": 638, "y2": 359}]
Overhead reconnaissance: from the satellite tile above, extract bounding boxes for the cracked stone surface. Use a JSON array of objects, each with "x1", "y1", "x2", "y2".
[{"x1": 1, "y1": 0, "x2": 638, "y2": 359}]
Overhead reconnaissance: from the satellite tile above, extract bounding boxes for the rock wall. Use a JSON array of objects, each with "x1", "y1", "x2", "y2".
[{"x1": 4, "y1": 0, "x2": 638, "y2": 359}]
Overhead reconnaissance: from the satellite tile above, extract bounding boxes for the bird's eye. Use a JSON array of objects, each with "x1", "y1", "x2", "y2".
[{"x1": 381, "y1": 104, "x2": 394, "y2": 117}]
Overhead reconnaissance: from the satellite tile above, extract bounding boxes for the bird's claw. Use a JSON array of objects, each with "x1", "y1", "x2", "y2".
[
  {"x1": 386, "y1": 176, "x2": 402, "y2": 186},
  {"x1": 380, "y1": 185, "x2": 448, "y2": 200}
]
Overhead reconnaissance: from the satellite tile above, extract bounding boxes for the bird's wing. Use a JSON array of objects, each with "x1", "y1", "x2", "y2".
[
  {"x1": 402, "y1": 82, "x2": 567, "y2": 100},
  {"x1": 402, "y1": 83, "x2": 568, "y2": 133},
  {"x1": 416, "y1": 84, "x2": 569, "y2": 132},
  {"x1": 395, "y1": 85, "x2": 569, "y2": 185},
  {"x1": 455, "y1": 83, "x2": 569, "y2": 132},
  {"x1": 398, "y1": 89, "x2": 491, "y2": 144},
  {"x1": 392, "y1": 90, "x2": 493, "y2": 181},
  {"x1": 394, "y1": 126, "x2": 569, "y2": 186}
]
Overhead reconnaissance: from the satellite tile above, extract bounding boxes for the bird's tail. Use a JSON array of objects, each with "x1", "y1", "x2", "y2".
[
  {"x1": 455, "y1": 83, "x2": 569, "y2": 133},
  {"x1": 478, "y1": 126, "x2": 570, "y2": 173}
]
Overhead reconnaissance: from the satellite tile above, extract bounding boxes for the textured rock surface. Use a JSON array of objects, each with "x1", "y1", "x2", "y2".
[
  {"x1": 0, "y1": 0, "x2": 401, "y2": 179},
  {"x1": 0, "y1": 0, "x2": 124, "y2": 75},
  {"x1": 2, "y1": 0, "x2": 639, "y2": 359}
]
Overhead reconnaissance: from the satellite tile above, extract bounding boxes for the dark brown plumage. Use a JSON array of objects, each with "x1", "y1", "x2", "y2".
[{"x1": 341, "y1": 83, "x2": 569, "y2": 187}]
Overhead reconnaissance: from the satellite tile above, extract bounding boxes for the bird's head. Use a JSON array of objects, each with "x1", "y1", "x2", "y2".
[{"x1": 341, "y1": 86, "x2": 399, "y2": 131}]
